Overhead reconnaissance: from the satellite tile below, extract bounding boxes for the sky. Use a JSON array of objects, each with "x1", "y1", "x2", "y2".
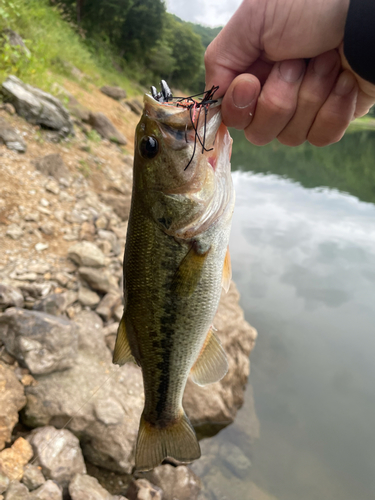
[{"x1": 165, "y1": 0, "x2": 242, "y2": 27}]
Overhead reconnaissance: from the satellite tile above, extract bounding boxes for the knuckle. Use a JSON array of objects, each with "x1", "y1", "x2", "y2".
[{"x1": 261, "y1": 94, "x2": 295, "y2": 116}]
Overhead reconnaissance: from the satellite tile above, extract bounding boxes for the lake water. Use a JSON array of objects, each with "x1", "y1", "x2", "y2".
[{"x1": 192, "y1": 130, "x2": 375, "y2": 500}]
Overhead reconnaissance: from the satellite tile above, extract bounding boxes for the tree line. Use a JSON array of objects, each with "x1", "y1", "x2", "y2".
[{"x1": 53, "y1": 0, "x2": 220, "y2": 92}]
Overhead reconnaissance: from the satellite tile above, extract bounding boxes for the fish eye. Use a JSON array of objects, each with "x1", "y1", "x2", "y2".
[{"x1": 139, "y1": 136, "x2": 159, "y2": 159}]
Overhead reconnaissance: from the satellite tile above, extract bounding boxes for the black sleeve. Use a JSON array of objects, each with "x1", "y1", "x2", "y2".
[{"x1": 344, "y1": 0, "x2": 375, "y2": 84}]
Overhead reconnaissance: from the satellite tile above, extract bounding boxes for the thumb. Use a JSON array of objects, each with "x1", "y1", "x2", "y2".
[{"x1": 204, "y1": 1, "x2": 262, "y2": 96}]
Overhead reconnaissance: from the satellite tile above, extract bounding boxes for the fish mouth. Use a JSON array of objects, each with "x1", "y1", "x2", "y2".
[{"x1": 144, "y1": 81, "x2": 223, "y2": 158}]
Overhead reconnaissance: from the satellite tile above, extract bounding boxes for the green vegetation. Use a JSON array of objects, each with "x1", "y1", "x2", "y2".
[
  {"x1": 0, "y1": 0, "x2": 221, "y2": 95},
  {"x1": 230, "y1": 128, "x2": 375, "y2": 205}
]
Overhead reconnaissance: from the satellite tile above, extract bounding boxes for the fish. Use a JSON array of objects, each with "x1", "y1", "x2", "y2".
[{"x1": 113, "y1": 81, "x2": 235, "y2": 471}]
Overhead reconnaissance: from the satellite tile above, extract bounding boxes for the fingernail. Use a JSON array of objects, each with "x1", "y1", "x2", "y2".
[
  {"x1": 313, "y1": 51, "x2": 338, "y2": 76},
  {"x1": 279, "y1": 60, "x2": 305, "y2": 83},
  {"x1": 232, "y1": 78, "x2": 257, "y2": 108},
  {"x1": 334, "y1": 72, "x2": 356, "y2": 96}
]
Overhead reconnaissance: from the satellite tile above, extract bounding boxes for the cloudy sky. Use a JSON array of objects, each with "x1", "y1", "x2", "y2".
[{"x1": 165, "y1": 0, "x2": 242, "y2": 27}]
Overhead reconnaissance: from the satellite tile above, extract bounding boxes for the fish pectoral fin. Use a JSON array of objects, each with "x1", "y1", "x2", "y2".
[
  {"x1": 171, "y1": 241, "x2": 210, "y2": 297},
  {"x1": 221, "y1": 246, "x2": 232, "y2": 293},
  {"x1": 112, "y1": 315, "x2": 136, "y2": 366},
  {"x1": 135, "y1": 411, "x2": 201, "y2": 472},
  {"x1": 190, "y1": 328, "x2": 228, "y2": 386}
]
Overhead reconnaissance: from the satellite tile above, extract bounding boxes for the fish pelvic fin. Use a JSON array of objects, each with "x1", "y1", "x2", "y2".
[
  {"x1": 221, "y1": 246, "x2": 232, "y2": 293},
  {"x1": 190, "y1": 328, "x2": 228, "y2": 386},
  {"x1": 112, "y1": 314, "x2": 136, "y2": 366},
  {"x1": 135, "y1": 411, "x2": 201, "y2": 472}
]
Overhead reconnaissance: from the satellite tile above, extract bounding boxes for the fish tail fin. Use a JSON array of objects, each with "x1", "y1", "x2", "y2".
[{"x1": 135, "y1": 411, "x2": 201, "y2": 471}]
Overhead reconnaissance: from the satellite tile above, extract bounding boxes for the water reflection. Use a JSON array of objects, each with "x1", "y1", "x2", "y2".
[{"x1": 193, "y1": 132, "x2": 375, "y2": 500}]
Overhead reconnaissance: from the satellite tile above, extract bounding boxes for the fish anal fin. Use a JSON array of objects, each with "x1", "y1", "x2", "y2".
[
  {"x1": 135, "y1": 411, "x2": 201, "y2": 472},
  {"x1": 190, "y1": 328, "x2": 228, "y2": 386},
  {"x1": 221, "y1": 246, "x2": 232, "y2": 293},
  {"x1": 171, "y1": 242, "x2": 210, "y2": 297},
  {"x1": 112, "y1": 314, "x2": 136, "y2": 366}
]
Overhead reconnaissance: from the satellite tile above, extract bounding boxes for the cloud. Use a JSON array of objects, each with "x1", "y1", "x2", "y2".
[{"x1": 166, "y1": 0, "x2": 241, "y2": 27}]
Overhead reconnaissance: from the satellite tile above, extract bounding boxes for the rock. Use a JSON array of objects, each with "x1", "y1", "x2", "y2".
[
  {"x1": 0, "y1": 117, "x2": 26, "y2": 153},
  {"x1": 183, "y1": 282, "x2": 257, "y2": 438},
  {"x1": 1, "y1": 76, "x2": 74, "y2": 135},
  {"x1": 0, "y1": 471, "x2": 9, "y2": 494},
  {"x1": 68, "y1": 241, "x2": 105, "y2": 268},
  {"x1": 78, "y1": 286, "x2": 100, "y2": 307},
  {"x1": 69, "y1": 473, "x2": 116, "y2": 500},
  {"x1": 22, "y1": 464, "x2": 45, "y2": 491},
  {"x1": 78, "y1": 267, "x2": 118, "y2": 294},
  {"x1": 39, "y1": 222, "x2": 55, "y2": 236},
  {"x1": 33, "y1": 293, "x2": 68, "y2": 316},
  {"x1": 95, "y1": 293, "x2": 122, "y2": 321},
  {"x1": 2, "y1": 29, "x2": 31, "y2": 57},
  {"x1": 126, "y1": 99, "x2": 142, "y2": 116},
  {"x1": 95, "y1": 215, "x2": 108, "y2": 230},
  {"x1": 100, "y1": 86, "x2": 127, "y2": 101},
  {"x1": 28, "y1": 427, "x2": 86, "y2": 493},
  {"x1": 0, "y1": 364, "x2": 26, "y2": 450},
  {"x1": 219, "y1": 443, "x2": 251, "y2": 479},
  {"x1": 80, "y1": 221, "x2": 96, "y2": 241},
  {"x1": 0, "y1": 437, "x2": 33, "y2": 481},
  {"x1": 97, "y1": 230, "x2": 120, "y2": 255},
  {"x1": 6, "y1": 224, "x2": 24, "y2": 240},
  {"x1": 88, "y1": 113, "x2": 127, "y2": 145},
  {"x1": 99, "y1": 194, "x2": 131, "y2": 221},
  {"x1": 0, "y1": 308, "x2": 78, "y2": 375},
  {"x1": 29, "y1": 480, "x2": 62, "y2": 500},
  {"x1": 141, "y1": 465, "x2": 201, "y2": 500},
  {"x1": 35, "y1": 154, "x2": 70, "y2": 183},
  {"x1": 24, "y1": 212, "x2": 40, "y2": 222},
  {"x1": 2, "y1": 103, "x2": 15, "y2": 115},
  {"x1": 45, "y1": 179, "x2": 59, "y2": 195},
  {"x1": 0, "y1": 284, "x2": 24, "y2": 311},
  {"x1": 4, "y1": 481, "x2": 30, "y2": 500},
  {"x1": 126, "y1": 479, "x2": 162, "y2": 500},
  {"x1": 34, "y1": 243, "x2": 48, "y2": 252},
  {"x1": 23, "y1": 346, "x2": 143, "y2": 474}
]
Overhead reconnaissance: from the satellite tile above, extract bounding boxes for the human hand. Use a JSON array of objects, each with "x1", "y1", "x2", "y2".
[{"x1": 205, "y1": 0, "x2": 375, "y2": 147}]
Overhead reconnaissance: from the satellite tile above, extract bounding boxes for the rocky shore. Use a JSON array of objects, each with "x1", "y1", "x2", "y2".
[{"x1": 0, "y1": 74, "x2": 258, "y2": 500}]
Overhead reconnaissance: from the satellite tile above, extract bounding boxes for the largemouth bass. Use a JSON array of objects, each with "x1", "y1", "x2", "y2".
[{"x1": 113, "y1": 82, "x2": 235, "y2": 471}]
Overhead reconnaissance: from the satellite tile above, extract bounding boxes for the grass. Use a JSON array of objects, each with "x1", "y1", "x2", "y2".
[
  {"x1": 348, "y1": 115, "x2": 375, "y2": 132},
  {"x1": 0, "y1": 0, "x2": 142, "y2": 97}
]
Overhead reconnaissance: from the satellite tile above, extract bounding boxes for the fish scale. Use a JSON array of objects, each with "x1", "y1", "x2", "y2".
[{"x1": 113, "y1": 83, "x2": 235, "y2": 471}]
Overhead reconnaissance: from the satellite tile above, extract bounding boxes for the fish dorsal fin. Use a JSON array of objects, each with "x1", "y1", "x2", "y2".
[
  {"x1": 221, "y1": 246, "x2": 232, "y2": 293},
  {"x1": 190, "y1": 328, "x2": 228, "y2": 386},
  {"x1": 171, "y1": 242, "x2": 210, "y2": 297},
  {"x1": 113, "y1": 314, "x2": 136, "y2": 366}
]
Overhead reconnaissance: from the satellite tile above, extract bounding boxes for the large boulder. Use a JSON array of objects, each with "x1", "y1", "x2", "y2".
[
  {"x1": 22, "y1": 311, "x2": 144, "y2": 474},
  {"x1": 0, "y1": 308, "x2": 79, "y2": 375},
  {"x1": 88, "y1": 113, "x2": 127, "y2": 145},
  {"x1": 2, "y1": 29, "x2": 30, "y2": 56},
  {"x1": 0, "y1": 364, "x2": 26, "y2": 450},
  {"x1": 183, "y1": 281, "x2": 257, "y2": 437},
  {"x1": 0, "y1": 116, "x2": 26, "y2": 153},
  {"x1": 1, "y1": 76, "x2": 74, "y2": 135}
]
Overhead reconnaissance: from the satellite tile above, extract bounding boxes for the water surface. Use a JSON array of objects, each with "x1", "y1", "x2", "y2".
[{"x1": 194, "y1": 130, "x2": 375, "y2": 500}]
